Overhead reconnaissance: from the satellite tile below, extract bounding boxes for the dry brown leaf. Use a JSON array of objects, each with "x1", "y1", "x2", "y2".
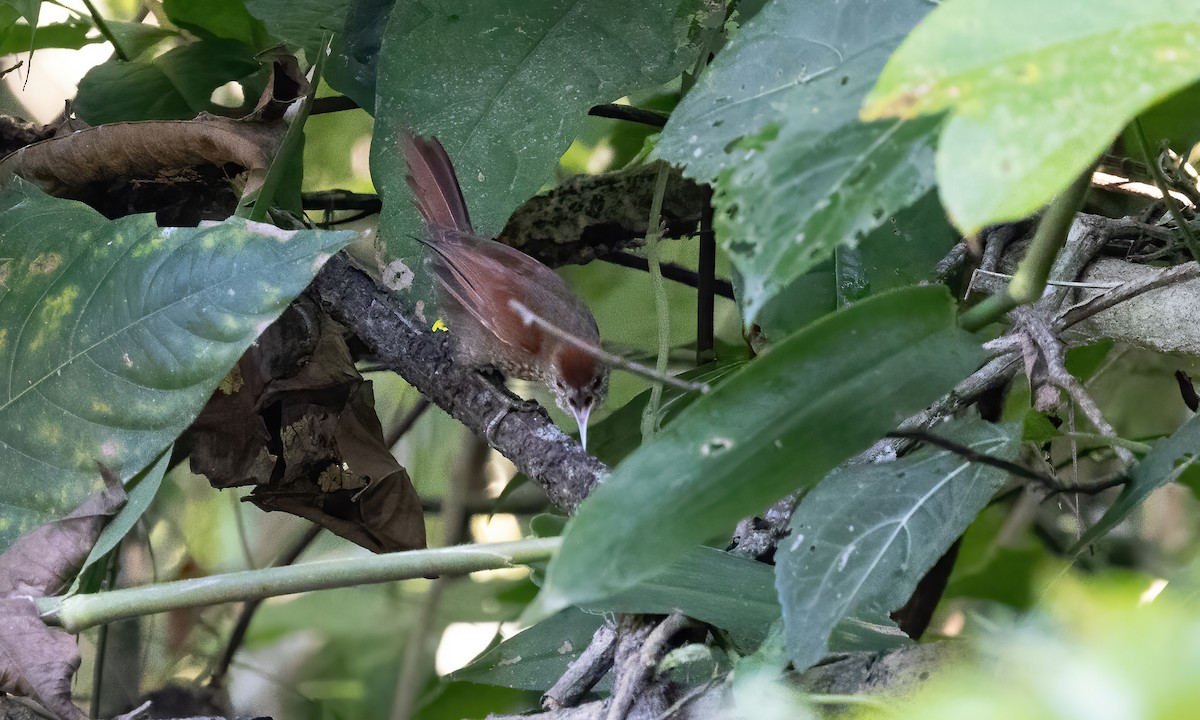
[{"x1": 0, "y1": 114, "x2": 283, "y2": 200}]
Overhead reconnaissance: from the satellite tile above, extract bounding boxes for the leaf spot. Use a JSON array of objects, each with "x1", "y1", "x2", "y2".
[{"x1": 700, "y1": 437, "x2": 734, "y2": 456}]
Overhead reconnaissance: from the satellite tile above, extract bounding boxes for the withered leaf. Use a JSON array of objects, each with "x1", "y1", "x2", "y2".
[
  {"x1": 0, "y1": 467, "x2": 125, "y2": 598},
  {"x1": 188, "y1": 295, "x2": 427, "y2": 552},
  {"x1": 0, "y1": 599, "x2": 86, "y2": 720},
  {"x1": 0, "y1": 467, "x2": 126, "y2": 720},
  {"x1": 0, "y1": 114, "x2": 283, "y2": 200}
]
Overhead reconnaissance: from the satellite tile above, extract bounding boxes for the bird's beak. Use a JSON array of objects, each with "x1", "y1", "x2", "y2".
[{"x1": 571, "y1": 404, "x2": 593, "y2": 450}]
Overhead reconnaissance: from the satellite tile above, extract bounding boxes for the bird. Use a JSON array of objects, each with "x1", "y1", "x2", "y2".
[{"x1": 402, "y1": 132, "x2": 609, "y2": 449}]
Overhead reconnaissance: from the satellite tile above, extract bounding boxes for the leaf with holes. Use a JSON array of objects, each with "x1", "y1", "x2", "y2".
[
  {"x1": 0, "y1": 180, "x2": 353, "y2": 552},
  {"x1": 776, "y1": 418, "x2": 1019, "y2": 671},
  {"x1": 656, "y1": 0, "x2": 934, "y2": 181},
  {"x1": 715, "y1": 115, "x2": 940, "y2": 324}
]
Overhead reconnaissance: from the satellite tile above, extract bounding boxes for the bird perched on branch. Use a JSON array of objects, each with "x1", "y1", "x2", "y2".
[{"x1": 402, "y1": 132, "x2": 608, "y2": 448}]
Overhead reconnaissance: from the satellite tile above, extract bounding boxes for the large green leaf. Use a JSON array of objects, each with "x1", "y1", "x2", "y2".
[
  {"x1": 1070, "y1": 412, "x2": 1200, "y2": 553},
  {"x1": 162, "y1": 0, "x2": 270, "y2": 47},
  {"x1": 0, "y1": 17, "x2": 97, "y2": 55},
  {"x1": 656, "y1": 0, "x2": 938, "y2": 324},
  {"x1": 587, "y1": 546, "x2": 780, "y2": 649},
  {"x1": 534, "y1": 285, "x2": 985, "y2": 613},
  {"x1": 862, "y1": 0, "x2": 1200, "y2": 232},
  {"x1": 714, "y1": 115, "x2": 939, "y2": 323},
  {"x1": 373, "y1": 0, "x2": 702, "y2": 238},
  {"x1": 0, "y1": 181, "x2": 353, "y2": 551},
  {"x1": 656, "y1": 0, "x2": 933, "y2": 181},
  {"x1": 776, "y1": 418, "x2": 1019, "y2": 671},
  {"x1": 75, "y1": 39, "x2": 263, "y2": 124},
  {"x1": 326, "y1": 0, "x2": 394, "y2": 113},
  {"x1": 245, "y1": 0, "x2": 348, "y2": 58}
]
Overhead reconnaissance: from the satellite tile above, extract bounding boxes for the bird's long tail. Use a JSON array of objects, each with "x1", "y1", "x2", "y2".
[{"x1": 402, "y1": 132, "x2": 473, "y2": 233}]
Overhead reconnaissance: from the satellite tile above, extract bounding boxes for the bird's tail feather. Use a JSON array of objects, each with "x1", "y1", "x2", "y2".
[{"x1": 402, "y1": 132, "x2": 473, "y2": 233}]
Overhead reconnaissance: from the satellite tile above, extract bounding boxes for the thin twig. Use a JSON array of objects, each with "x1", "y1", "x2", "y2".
[
  {"x1": 544, "y1": 621, "x2": 619, "y2": 710},
  {"x1": 886, "y1": 430, "x2": 1058, "y2": 487},
  {"x1": 311, "y1": 95, "x2": 361, "y2": 115},
  {"x1": 1130, "y1": 119, "x2": 1200, "y2": 260},
  {"x1": 391, "y1": 438, "x2": 481, "y2": 720},
  {"x1": 587, "y1": 103, "x2": 669, "y2": 128},
  {"x1": 1056, "y1": 261, "x2": 1200, "y2": 330},
  {"x1": 696, "y1": 186, "x2": 716, "y2": 363},
  {"x1": 602, "y1": 252, "x2": 734, "y2": 299},
  {"x1": 642, "y1": 164, "x2": 674, "y2": 440},
  {"x1": 1092, "y1": 170, "x2": 1195, "y2": 207},
  {"x1": 81, "y1": 0, "x2": 128, "y2": 60},
  {"x1": 508, "y1": 299, "x2": 709, "y2": 394},
  {"x1": 209, "y1": 524, "x2": 323, "y2": 687},
  {"x1": 386, "y1": 398, "x2": 432, "y2": 449}
]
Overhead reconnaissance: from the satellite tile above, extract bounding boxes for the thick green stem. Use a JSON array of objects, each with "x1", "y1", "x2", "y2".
[
  {"x1": 959, "y1": 167, "x2": 1094, "y2": 331},
  {"x1": 41, "y1": 537, "x2": 560, "y2": 633}
]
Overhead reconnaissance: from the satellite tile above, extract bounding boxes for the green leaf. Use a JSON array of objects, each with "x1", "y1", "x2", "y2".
[
  {"x1": 0, "y1": 180, "x2": 353, "y2": 552},
  {"x1": 326, "y1": 0, "x2": 393, "y2": 113},
  {"x1": 656, "y1": 0, "x2": 934, "y2": 181},
  {"x1": 373, "y1": 0, "x2": 702, "y2": 237},
  {"x1": 714, "y1": 115, "x2": 940, "y2": 323},
  {"x1": 245, "y1": 0, "x2": 348, "y2": 59},
  {"x1": 776, "y1": 418, "x2": 1019, "y2": 670},
  {"x1": 587, "y1": 546, "x2": 781, "y2": 649},
  {"x1": 1131, "y1": 79, "x2": 1200, "y2": 154},
  {"x1": 0, "y1": 18, "x2": 97, "y2": 55},
  {"x1": 104, "y1": 21, "x2": 177, "y2": 60},
  {"x1": 451, "y1": 608, "x2": 608, "y2": 690},
  {"x1": 535, "y1": 285, "x2": 985, "y2": 614},
  {"x1": 862, "y1": 0, "x2": 1200, "y2": 232},
  {"x1": 1070, "y1": 412, "x2": 1200, "y2": 553},
  {"x1": 162, "y1": 0, "x2": 269, "y2": 47},
  {"x1": 75, "y1": 38, "x2": 263, "y2": 124},
  {"x1": 0, "y1": 0, "x2": 38, "y2": 27},
  {"x1": 69, "y1": 446, "x2": 172, "y2": 594}
]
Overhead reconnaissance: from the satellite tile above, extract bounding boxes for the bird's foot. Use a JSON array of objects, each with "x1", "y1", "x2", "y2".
[{"x1": 478, "y1": 370, "x2": 540, "y2": 445}]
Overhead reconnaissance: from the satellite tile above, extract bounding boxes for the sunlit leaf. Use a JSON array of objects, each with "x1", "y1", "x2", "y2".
[{"x1": 862, "y1": 0, "x2": 1200, "y2": 232}]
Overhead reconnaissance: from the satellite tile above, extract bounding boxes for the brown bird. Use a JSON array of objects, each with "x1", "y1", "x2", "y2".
[{"x1": 403, "y1": 133, "x2": 609, "y2": 448}]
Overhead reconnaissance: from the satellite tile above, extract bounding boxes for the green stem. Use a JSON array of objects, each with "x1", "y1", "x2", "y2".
[
  {"x1": 640, "y1": 163, "x2": 673, "y2": 440},
  {"x1": 1130, "y1": 118, "x2": 1200, "y2": 261},
  {"x1": 1059, "y1": 431, "x2": 1152, "y2": 455},
  {"x1": 237, "y1": 32, "x2": 330, "y2": 221},
  {"x1": 41, "y1": 537, "x2": 560, "y2": 633},
  {"x1": 959, "y1": 166, "x2": 1094, "y2": 331},
  {"x1": 80, "y1": 0, "x2": 128, "y2": 61}
]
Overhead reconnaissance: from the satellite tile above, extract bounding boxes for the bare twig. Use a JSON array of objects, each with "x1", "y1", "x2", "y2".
[
  {"x1": 509, "y1": 299, "x2": 710, "y2": 394},
  {"x1": 602, "y1": 251, "x2": 734, "y2": 299},
  {"x1": 606, "y1": 614, "x2": 695, "y2": 720},
  {"x1": 544, "y1": 621, "x2": 619, "y2": 710},
  {"x1": 588, "y1": 104, "x2": 669, "y2": 128},
  {"x1": 1056, "y1": 262, "x2": 1200, "y2": 330}
]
